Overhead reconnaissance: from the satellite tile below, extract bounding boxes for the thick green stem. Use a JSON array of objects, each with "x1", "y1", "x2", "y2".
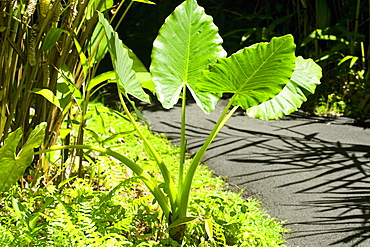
[
  {"x1": 178, "y1": 96, "x2": 239, "y2": 218},
  {"x1": 118, "y1": 93, "x2": 177, "y2": 213},
  {"x1": 33, "y1": 144, "x2": 171, "y2": 218},
  {"x1": 179, "y1": 85, "x2": 187, "y2": 190}
]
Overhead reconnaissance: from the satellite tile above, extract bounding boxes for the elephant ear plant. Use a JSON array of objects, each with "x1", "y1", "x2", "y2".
[{"x1": 45, "y1": 0, "x2": 322, "y2": 243}]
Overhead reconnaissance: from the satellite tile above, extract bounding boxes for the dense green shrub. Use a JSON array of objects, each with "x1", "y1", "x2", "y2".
[{"x1": 0, "y1": 103, "x2": 288, "y2": 246}]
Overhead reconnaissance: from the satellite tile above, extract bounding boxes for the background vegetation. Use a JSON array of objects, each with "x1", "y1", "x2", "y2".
[{"x1": 119, "y1": 0, "x2": 370, "y2": 120}]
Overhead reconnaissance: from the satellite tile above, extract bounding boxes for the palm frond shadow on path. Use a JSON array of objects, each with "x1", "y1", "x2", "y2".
[{"x1": 142, "y1": 100, "x2": 370, "y2": 247}]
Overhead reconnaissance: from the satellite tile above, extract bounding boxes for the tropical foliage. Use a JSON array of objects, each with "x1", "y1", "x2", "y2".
[
  {"x1": 120, "y1": 0, "x2": 370, "y2": 119},
  {"x1": 0, "y1": 0, "x2": 322, "y2": 245},
  {"x1": 42, "y1": 0, "x2": 320, "y2": 243},
  {"x1": 0, "y1": 103, "x2": 288, "y2": 246}
]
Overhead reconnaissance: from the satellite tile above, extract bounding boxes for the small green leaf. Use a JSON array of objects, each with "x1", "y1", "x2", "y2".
[
  {"x1": 87, "y1": 71, "x2": 115, "y2": 92},
  {"x1": 28, "y1": 213, "x2": 41, "y2": 231},
  {"x1": 57, "y1": 65, "x2": 83, "y2": 112},
  {"x1": 73, "y1": 37, "x2": 89, "y2": 77},
  {"x1": 204, "y1": 219, "x2": 214, "y2": 239},
  {"x1": 31, "y1": 88, "x2": 61, "y2": 110},
  {"x1": 168, "y1": 217, "x2": 196, "y2": 229},
  {"x1": 338, "y1": 55, "x2": 358, "y2": 68},
  {"x1": 12, "y1": 197, "x2": 30, "y2": 227},
  {"x1": 59, "y1": 129, "x2": 72, "y2": 139},
  {"x1": 133, "y1": 0, "x2": 156, "y2": 4},
  {"x1": 300, "y1": 29, "x2": 349, "y2": 47},
  {"x1": 102, "y1": 130, "x2": 135, "y2": 145},
  {"x1": 42, "y1": 27, "x2": 66, "y2": 52},
  {"x1": 58, "y1": 176, "x2": 77, "y2": 189},
  {"x1": 84, "y1": 127, "x2": 102, "y2": 143},
  {"x1": 87, "y1": 0, "x2": 114, "y2": 20}
]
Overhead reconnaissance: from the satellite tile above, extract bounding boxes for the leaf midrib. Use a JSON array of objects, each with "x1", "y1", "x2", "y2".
[{"x1": 235, "y1": 37, "x2": 292, "y2": 97}]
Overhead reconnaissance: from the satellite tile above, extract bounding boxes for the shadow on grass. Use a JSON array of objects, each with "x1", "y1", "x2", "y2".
[{"x1": 154, "y1": 115, "x2": 370, "y2": 246}]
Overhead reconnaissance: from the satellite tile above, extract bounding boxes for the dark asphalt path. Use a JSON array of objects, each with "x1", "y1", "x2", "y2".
[{"x1": 142, "y1": 99, "x2": 370, "y2": 247}]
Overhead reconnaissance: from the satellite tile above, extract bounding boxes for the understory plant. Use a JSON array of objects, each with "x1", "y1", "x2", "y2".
[
  {"x1": 0, "y1": 0, "x2": 154, "y2": 190},
  {"x1": 41, "y1": 0, "x2": 322, "y2": 244},
  {"x1": 0, "y1": 103, "x2": 287, "y2": 246},
  {"x1": 298, "y1": 0, "x2": 369, "y2": 118}
]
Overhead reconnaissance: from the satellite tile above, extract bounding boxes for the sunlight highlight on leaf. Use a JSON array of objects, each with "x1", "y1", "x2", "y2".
[
  {"x1": 199, "y1": 35, "x2": 296, "y2": 110},
  {"x1": 150, "y1": 0, "x2": 226, "y2": 113},
  {"x1": 246, "y1": 56, "x2": 322, "y2": 120},
  {"x1": 99, "y1": 13, "x2": 150, "y2": 103}
]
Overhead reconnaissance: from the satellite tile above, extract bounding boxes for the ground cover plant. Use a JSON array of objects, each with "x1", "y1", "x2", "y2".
[{"x1": 0, "y1": 103, "x2": 288, "y2": 246}]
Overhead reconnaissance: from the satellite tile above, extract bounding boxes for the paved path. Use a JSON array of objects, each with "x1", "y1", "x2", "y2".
[{"x1": 142, "y1": 99, "x2": 370, "y2": 247}]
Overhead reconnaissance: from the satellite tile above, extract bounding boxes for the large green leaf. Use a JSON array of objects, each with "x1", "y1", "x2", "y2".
[
  {"x1": 150, "y1": 0, "x2": 226, "y2": 113},
  {"x1": 88, "y1": 22, "x2": 148, "y2": 71},
  {"x1": 0, "y1": 123, "x2": 47, "y2": 192},
  {"x1": 246, "y1": 57, "x2": 322, "y2": 120},
  {"x1": 18, "y1": 123, "x2": 48, "y2": 166},
  {"x1": 198, "y1": 35, "x2": 296, "y2": 110},
  {"x1": 98, "y1": 13, "x2": 150, "y2": 103}
]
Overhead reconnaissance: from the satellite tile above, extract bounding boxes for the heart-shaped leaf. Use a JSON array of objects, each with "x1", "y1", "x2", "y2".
[
  {"x1": 198, "y1": 35, "x2": 296, "y2": 110},
  {"x1": 0, "y1": 123, "x2": 46, "y2": 192},
  {"x1": 246, "y1": 56, "x2": 322, "y2": 120},
  {"x1": 150, "y1": 0, "x2": 226, "y2": 113}
]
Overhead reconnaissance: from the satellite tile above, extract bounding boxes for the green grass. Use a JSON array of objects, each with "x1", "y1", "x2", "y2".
[{"x1": 0, "y1": 102, "x2": 289, "y2": 246}]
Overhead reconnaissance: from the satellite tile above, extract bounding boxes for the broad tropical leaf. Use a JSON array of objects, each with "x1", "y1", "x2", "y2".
[
  {"x1": 198, "y1": 35, "x2": 296, "y2": 110},
  {"x1": 98, "y1": 13, "x2": 150, "y2": 103},
  {"x1": 88, "y1": 23, "x2": 148, "y2": 71},
  {"x1": 246, "y1": 57, "x2": 322, "y2": 120},
  {"x1": 18, "y1": 123, "x2": 47, "y2": 165},
  {"x1": 0, "y1": 123, "x2": 46, "y2": 192},
  {"x1": 150, "y1": 0, "x2": 226, "y2": 113},
  {"x1": 123, "y1": 43, "x2": 149, "y2": 73}
]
